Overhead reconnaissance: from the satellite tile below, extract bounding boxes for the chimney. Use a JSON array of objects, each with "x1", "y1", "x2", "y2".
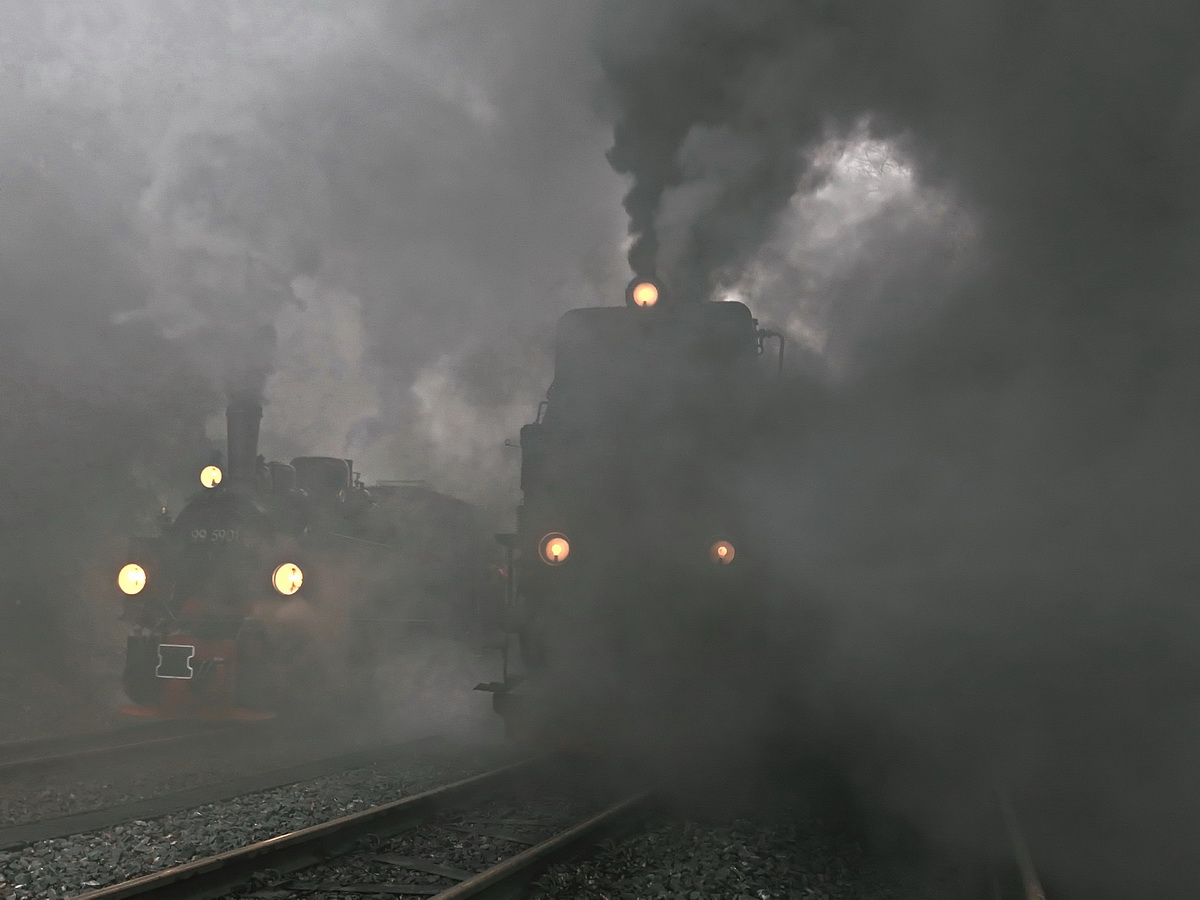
[{"x1": 226, "y1": 396, "x2": 263, "y2": 492}]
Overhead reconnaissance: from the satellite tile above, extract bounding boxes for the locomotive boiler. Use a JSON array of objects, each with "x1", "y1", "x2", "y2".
[
  {"x1": 116, "y1": 398, "x2": 492, "y2": 720},
  {"x1": 479, "y1": 277, "x2": 783, "y2": 741}
]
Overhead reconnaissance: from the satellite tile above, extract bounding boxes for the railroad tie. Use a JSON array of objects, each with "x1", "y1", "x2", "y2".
[
  {"x1": 263, "y1": 883, "x2": 445, "y2": 896},
  {"x1": 372, "y1": 854, "x2": 477, "y2": 881},
  {"x1": 442, "y1": 823, "x2": 539, "y2": 844}
]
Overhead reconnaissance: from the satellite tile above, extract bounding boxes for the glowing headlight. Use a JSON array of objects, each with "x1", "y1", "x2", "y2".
[
  {"x1": 118, "y1": 563, "x2": 147, "y2": 595},
  {"x1": 200, "y1": 465, "x2": 223, "y2": 489},
  {"x1": 709, "y1": 540, "x2": 736, "y2": 565},
  {"x1": 538, "y1": 532, "x2": 571, "y2": 565},
  {"x1": 272, "y1": 562, "x2": 303, "y2": 595},
  {"x1": 631, "y1": 282, "x2": 658, "y2": 307},
  {"x1": 626, "y1": 277, "x2": 663, "y2": 309}
]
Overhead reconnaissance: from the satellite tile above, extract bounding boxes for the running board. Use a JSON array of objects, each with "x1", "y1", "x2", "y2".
[{"x1": 474, "y1": 678, "x2": 523, "y2": 693}]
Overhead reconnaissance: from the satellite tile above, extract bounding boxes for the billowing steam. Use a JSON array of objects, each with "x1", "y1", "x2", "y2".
[{"x1": 0, "y1": 2, "x2": 624, "y2": 732}]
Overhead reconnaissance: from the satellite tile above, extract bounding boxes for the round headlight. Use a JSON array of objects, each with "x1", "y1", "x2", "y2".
[
  {"x1": 200, "y1": 465, "x2": 223, "y2": 489},
  {"x1": 631, "y1": 282, "x2": 658, "y2": 307},
  {"x1": 709, "y1": 540, "x2": 736, "y2": 565},
  {"x1": 272, "y1": 562, "x2": 303, "y2": 595},
  {"x1": 118, "y1": 563, "x2": 147, "y2": 595},
  {"x1": 626, "y1": 277, "x2": 663, "y2": 309},
  {"x1": 538, "y1": 532, "x2": 571, "y2": 566}
]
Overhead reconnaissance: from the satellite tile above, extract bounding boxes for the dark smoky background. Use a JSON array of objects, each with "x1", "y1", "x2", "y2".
[
  {"x1": 596, "y1": 0, "x2": 1200, "y2": 895},
  {"x1": 0, "y1": 0, "x2": 1196, "y2": 892}
]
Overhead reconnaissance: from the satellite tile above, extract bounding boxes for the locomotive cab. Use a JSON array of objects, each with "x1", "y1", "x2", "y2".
[{"x1": 546, "y1": 299, "x2": 760, "y2": 426}]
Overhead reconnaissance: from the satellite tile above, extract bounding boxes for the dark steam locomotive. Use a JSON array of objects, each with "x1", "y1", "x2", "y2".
[
  {"x1": 479, "y1": 277, "x2": 783, "y2": 741},
  {"x1": 117, "y1": 399, "x2": 493, "y2": 720}
]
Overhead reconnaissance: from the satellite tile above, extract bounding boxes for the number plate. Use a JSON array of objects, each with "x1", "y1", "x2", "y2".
[{"x1": 189, "y1": 528, "x2": 240, "y2": 543}]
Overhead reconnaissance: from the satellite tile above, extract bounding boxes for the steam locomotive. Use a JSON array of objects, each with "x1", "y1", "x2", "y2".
[
  {"x1": 479, "y1": 277, "x2": 784, "y2": 741},
  {"x1": 117, "y1": 399, "x2": 493, "y2": 720}
]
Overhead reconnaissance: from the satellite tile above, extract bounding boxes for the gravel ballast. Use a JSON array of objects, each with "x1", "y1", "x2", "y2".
[
  {"x1": 0, "y1": 742, "x2": 516, "y2": 900},
  {"x1": 236, "y1": 792, "x2": 603, "y2": 899},
  {"x1": 0, "y1": 714, "x2": 497, "y2": 830},
  {"x1": 531, "y1": 816, "x2": 903, "y2": 900}
]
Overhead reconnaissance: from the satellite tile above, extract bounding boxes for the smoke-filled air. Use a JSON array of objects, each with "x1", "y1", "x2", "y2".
[{"x1": 1, "y1": 1, "x2": 1197, "y2": 895}]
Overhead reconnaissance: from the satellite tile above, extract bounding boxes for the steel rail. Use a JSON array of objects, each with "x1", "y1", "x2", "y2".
[
  {"x1": 70, "y1": 757, "x2": 545, "y2": 900},
  {"x1": 432, "y1": 791, "x2": 652, "y2": 899},
  {"x1": 0, "y1": 721, "x2": 240, "y2": 780},
  {"x1": 0, "y1": 734, "x2": 443, "y2": 850},
  {"x1": 0, "y1": 721, "x2": 207, "y2": 765},
  {"x1": 1000, "y1": 795, "x2": 1047, "y2": 900}
]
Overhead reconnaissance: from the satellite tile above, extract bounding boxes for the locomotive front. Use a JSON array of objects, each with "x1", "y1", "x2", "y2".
[
  {"x1": 117, "y1": 400, "x2": 309, "y2": 719},
  {"x1": 116, "y1": 398, "x2": 496, "y2": 721},
  {"x1": 483, "y1": 278, "x2": 781, "y2": 740}
]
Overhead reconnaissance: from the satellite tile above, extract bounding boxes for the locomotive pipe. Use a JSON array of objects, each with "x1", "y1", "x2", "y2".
[
  {"x1": 226, "y1": 396, "x2": 263, "y2": 493},
  {"x1": 757, "y1": 327, "x2": 786, "y2": 375}
]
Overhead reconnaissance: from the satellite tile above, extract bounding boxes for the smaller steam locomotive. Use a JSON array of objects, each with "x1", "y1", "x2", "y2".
[
  {"x1": 479, "y1": 277, "x2": 783, "y2": 742},
  {"x1": 117, "y1": 399, "x2": 493, "y2": 720}
]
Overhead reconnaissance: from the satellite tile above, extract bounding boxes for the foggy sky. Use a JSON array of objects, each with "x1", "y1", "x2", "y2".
[
  {"x1": 0, "y1": 2, "x2": 630, "y2": 707},
  {"x1": 0, "y1": 1, "x2": 631, "y2": 509}
]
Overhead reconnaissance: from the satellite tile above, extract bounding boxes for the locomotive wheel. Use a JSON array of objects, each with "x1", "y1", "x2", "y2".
[
  {"x1": 338, "y1": 618, "x2": 381, "y2": 718},
  {"x1": 235, "y1": 625, "x2": 283, "y2": 712},
  {"x1": 518, "y1": 624, "x2": 549, "y2": 672},
  {"x1": 122, "y1": 635, "x2": 162, "y2": 705},
  {"x1": 270, "y1": 627, "x2": 376, "y2": 724}
]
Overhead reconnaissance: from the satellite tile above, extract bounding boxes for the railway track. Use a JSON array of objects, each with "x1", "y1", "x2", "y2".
[
  {"x1": 0, "y1": 733, "x2": 445, "y2": 850},
  {"x1": 68, "y1": 756, "x2": 650, "y2": 900},
  {"x1": 0, "y1": 721, "x2": 241, "y2": 781},
  {"x1": 0, "y1": 725, "x2": 1049, "y2": 899}
]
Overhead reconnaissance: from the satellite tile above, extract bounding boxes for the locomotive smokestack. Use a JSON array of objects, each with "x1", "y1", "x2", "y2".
[{"x1": 226, "y1": 395, "x2": 263, "y2": 492}]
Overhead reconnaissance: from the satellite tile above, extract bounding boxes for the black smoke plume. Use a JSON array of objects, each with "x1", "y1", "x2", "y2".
[
  {"x1": 596, "y1": 0, "x2": 1200, "y2": 895},
  {"x1": 599, "y1": 1, "x2": 849, "y2": 299}
]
